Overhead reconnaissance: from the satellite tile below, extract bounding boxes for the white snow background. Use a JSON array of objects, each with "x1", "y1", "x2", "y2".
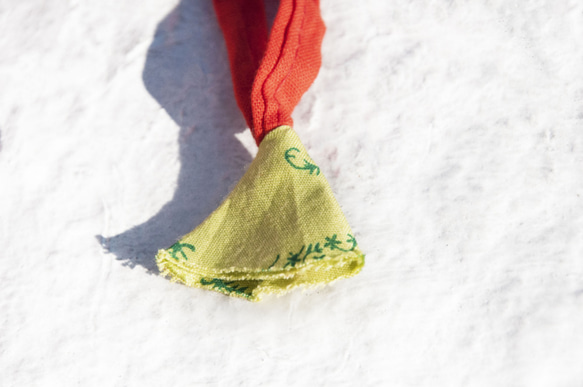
[{"x1": 1, "y1": 0, "x2": 583, "y2": 385}]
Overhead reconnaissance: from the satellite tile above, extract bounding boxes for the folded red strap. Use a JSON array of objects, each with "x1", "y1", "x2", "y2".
[{"x1": 213, "y1": 0, "x2": 325, "y2": 144}]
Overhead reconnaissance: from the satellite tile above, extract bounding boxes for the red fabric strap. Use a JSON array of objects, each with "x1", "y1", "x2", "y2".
[{"x1": 213, "y1": 0, "x2": 325, "y2": 144}]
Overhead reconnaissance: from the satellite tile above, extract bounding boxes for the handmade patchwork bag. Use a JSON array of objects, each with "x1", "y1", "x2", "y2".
[{"x1": 156, "y1": 0, "x2": 365, "y2": 301}]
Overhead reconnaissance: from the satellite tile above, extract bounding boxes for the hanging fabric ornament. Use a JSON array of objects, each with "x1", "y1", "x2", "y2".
[{"x1": 156, "y1": 0, "x2": 365, "y2": 301}]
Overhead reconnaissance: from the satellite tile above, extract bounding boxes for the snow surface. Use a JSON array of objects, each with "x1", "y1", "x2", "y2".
[{"x1": 1, "y1": 0, "x2": 583, "y2": 385}]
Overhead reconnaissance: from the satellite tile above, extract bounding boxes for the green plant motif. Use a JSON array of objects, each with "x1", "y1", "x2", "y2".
[
  {"x1": 324, "y1": 234, "x2": 357, "y2": 252},
  {"x1": 268, "y1": 233, "x2": 358, "y2": 269},
  {"x1": 200, "y1": 278, "x2": 251, "y2": 298},
  {"x1": 283, "y1": 245, "x2": 305, "y2": 268},
  {"x1": 267, "y1": 254, "x2": 280, "y2": 269},
  {"x1": 303, "y1": 242, "x2": 325, "y2": 262},
  {"x1": 345, "y1": 234, "x2": 358, "y2": 250},
  {"x1": 169, "y1": 242, "x2": 195, "y2": 261},
  {"x1": 284, "y1": 147, "x2": 320, "y2": 175}
]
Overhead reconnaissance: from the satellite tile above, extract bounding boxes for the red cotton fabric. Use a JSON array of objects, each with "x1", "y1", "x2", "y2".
[{"x1": 213, "y1": 0, "x2": 326, "y2": 144}]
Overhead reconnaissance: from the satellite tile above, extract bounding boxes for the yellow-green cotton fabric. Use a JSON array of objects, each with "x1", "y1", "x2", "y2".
[{"x1": 156, "y1": 126, "x2": 364, "y2": 301}]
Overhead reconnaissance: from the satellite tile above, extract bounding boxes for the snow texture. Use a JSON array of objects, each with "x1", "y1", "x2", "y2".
[{"x1": 1, "y1": 0, "x2": 583, "y2": 385}]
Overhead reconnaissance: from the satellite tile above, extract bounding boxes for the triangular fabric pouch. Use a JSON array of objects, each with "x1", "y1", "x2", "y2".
[
  {"x1": 156, "y1": 0, "x2": 365, "y2": 300},
  {"x1": 156, "y1": 126, "x2": 364, "y2": 301}
]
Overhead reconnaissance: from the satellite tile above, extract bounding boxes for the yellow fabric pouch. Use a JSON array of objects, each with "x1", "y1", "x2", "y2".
[{"x1": 156, "y1": 126, "x2": 364, "y2": 301}]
